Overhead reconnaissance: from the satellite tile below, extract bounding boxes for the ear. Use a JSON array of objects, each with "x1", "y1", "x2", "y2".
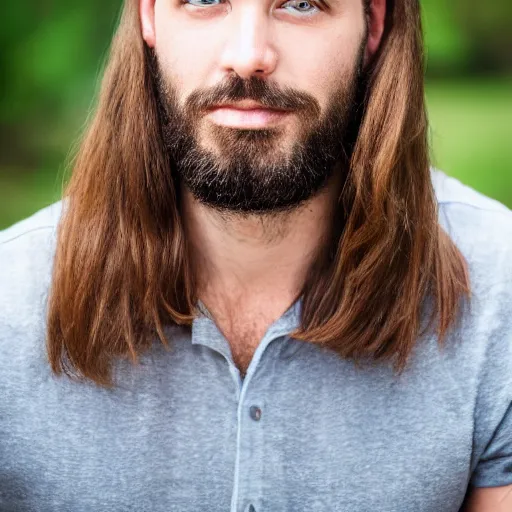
[
  {"x1": 140, "y1": 0, "x2": 157, "y2": 48},
  {"x1": 364, "y1": 0, "x2": 386, "y2": 66}
]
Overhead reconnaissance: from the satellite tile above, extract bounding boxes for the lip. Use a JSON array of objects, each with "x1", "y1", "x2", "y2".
[
  {"x1": 208, "y1": 100, "x2": 289, "y2": 112},
  {"x1": 207, "y1": 104, "x2": 291, "y2": 129}
]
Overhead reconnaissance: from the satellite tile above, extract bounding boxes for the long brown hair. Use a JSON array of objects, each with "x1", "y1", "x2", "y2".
[{"x1": 47, "y1": 0, "x2": 470, "y2": 388}]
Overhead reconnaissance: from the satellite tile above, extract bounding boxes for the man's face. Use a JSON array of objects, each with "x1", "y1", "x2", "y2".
[{"x1": 142, "y1": 0, "x2": 369, "y2": 213}]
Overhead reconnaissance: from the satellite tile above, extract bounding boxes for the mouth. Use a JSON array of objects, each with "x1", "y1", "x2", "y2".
[
  {"x1": 207, "y1": 100, "x2": 291, "y2": 112},
  {"x1": 206, "y1": 103, "x2": 291, "y2": 129}
]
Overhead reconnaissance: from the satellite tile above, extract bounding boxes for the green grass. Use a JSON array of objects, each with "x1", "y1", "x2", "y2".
[
  {"x1": 1, "y1": 78, "x2": 511, "y2": 231},
  {"x1": 426, "y1": 78, "x2": 512, "y2": 208}
]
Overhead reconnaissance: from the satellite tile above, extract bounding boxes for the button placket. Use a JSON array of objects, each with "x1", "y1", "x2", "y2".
[{"x1": 232, "y1": 353, "x2": 269, "y2": 512}]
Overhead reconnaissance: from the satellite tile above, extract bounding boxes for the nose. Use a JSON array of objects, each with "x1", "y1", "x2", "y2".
[{"x1": 218, "y1": 7, "x2": 278, "y2": 79}]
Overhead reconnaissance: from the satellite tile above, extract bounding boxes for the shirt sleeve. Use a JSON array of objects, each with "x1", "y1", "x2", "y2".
[
  {"x1": 470, "y1": 399, "x2": 512, "y2": 487},
  {"x1": 469, "y1": 294, "x2": 512, "y2": 488}
]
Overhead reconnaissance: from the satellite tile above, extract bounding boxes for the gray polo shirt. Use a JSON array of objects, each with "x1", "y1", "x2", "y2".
[{"x1": 0, "y1": 169, "x2": 511, "y2": 512}]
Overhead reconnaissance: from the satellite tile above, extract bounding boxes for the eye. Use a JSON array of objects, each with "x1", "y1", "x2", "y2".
[
  {"x1": 282, "y1": 0, "x2": 320, "y2": 16},
  {"x1": 181, "y1": 0, "x2": 321, "y2": 17},
  {"x1": 181, "y1": 0, "x2": 224, "y2": 8},
  {"x1": 182, "y1": 0, "x2": 221, "y2": 5}
]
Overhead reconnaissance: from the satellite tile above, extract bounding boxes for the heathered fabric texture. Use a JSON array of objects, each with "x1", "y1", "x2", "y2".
[{"x1": 0, "y1": 169, "x2": 511, "y2": 512}]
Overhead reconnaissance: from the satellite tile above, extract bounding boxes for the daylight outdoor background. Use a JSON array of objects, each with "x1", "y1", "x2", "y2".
[{"x1": 1, "y1": 0, "x2": 511, "y2": 229}]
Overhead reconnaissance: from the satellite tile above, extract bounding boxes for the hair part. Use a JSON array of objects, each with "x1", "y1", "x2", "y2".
[{"x1": 47, "y1": 0, "x2": 470, "y2": 388}]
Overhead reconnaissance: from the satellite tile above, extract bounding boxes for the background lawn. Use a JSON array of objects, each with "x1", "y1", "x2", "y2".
[{"x1": 426, "y1": 79, "x2": 512, "y2": 207}]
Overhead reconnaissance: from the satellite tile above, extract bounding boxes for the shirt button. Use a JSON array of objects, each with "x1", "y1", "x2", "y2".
[{"x1": 249, "y1": 405, "x2": 262, "y2": 421}]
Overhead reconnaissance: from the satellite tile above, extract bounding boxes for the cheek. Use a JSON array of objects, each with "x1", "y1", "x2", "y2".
[
  {"x1": 292, "y1": 36, "x2": 361, "y2": 110},
  {"x1": 154, "y1": 28, "x2": 219, "y2": 102}
]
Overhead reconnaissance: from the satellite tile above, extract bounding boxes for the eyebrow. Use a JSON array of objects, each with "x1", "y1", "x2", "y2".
[{"x1": 315, "y1": 0, "x2": 333, "y2": 13}]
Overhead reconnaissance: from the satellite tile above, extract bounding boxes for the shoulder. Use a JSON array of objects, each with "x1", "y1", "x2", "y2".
[
  {"x1": 431, "y1": 168, "x2": 512, "y2": 291},
  {"x1": 0, "y1": 199, "x2": 64, "y2": 274},
  {"x1": 430, "y1": 170, "x2": 511, "y2": 349},
  {"x1": 0, "y1": 200, "x2": 64, "y2": 246},
  {"x1": 431, "y1": 168, "x2": 512, "y2": 241},
  {"x1": 0, "y1": 200, "x2": 65, "y2": 329},
  {"x1": 428, "y1": 169, "x2": 511, "y2": 390}
]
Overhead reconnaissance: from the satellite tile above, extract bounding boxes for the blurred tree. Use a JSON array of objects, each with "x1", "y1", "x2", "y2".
[
  {"x1": 422, "y1": 0, "x2": 471, "y2": 77},
  {"x1": 454, "y1": 0, "x2": 512, "y2": 74},
  {"x1": 422, "y1": 0, "x2": 512, "y2": 76},
  {"x1": 0, "y1": 1, "x2": 121, "y2": 170}
]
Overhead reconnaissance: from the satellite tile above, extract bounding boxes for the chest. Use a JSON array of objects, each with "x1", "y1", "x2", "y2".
[
  {"x1": 217, "y1": 316, "x2": 272, "y2": 378},
  {"x1": 1, "y1": 327, "x2": 476, "y2": 512},
  {"x1": 230, "y1": 342, "x2": 264, "y2": 381}
]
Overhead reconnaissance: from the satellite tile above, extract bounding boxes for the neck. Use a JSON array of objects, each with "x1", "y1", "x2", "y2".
[{"x1": 182, "y1": 169, "x2": 343, "y2": 321}]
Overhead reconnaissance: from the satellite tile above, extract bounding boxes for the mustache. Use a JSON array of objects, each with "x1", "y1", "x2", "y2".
[
  {"x1": 185, "y1": 73, "x2": 320, "y2": 117},
  {"x1": 149, "y1": 50, "x2": 321, "y2": 124}
]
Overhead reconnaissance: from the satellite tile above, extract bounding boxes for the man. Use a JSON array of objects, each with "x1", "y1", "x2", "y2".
[{"x1": 0, "y1": 0, "x2": 510, "y2": 510}]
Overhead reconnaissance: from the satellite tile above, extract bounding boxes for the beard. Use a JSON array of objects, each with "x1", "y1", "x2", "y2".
[{"x1": 152, "y1": 43, "x2": 367, "y2": 214}]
